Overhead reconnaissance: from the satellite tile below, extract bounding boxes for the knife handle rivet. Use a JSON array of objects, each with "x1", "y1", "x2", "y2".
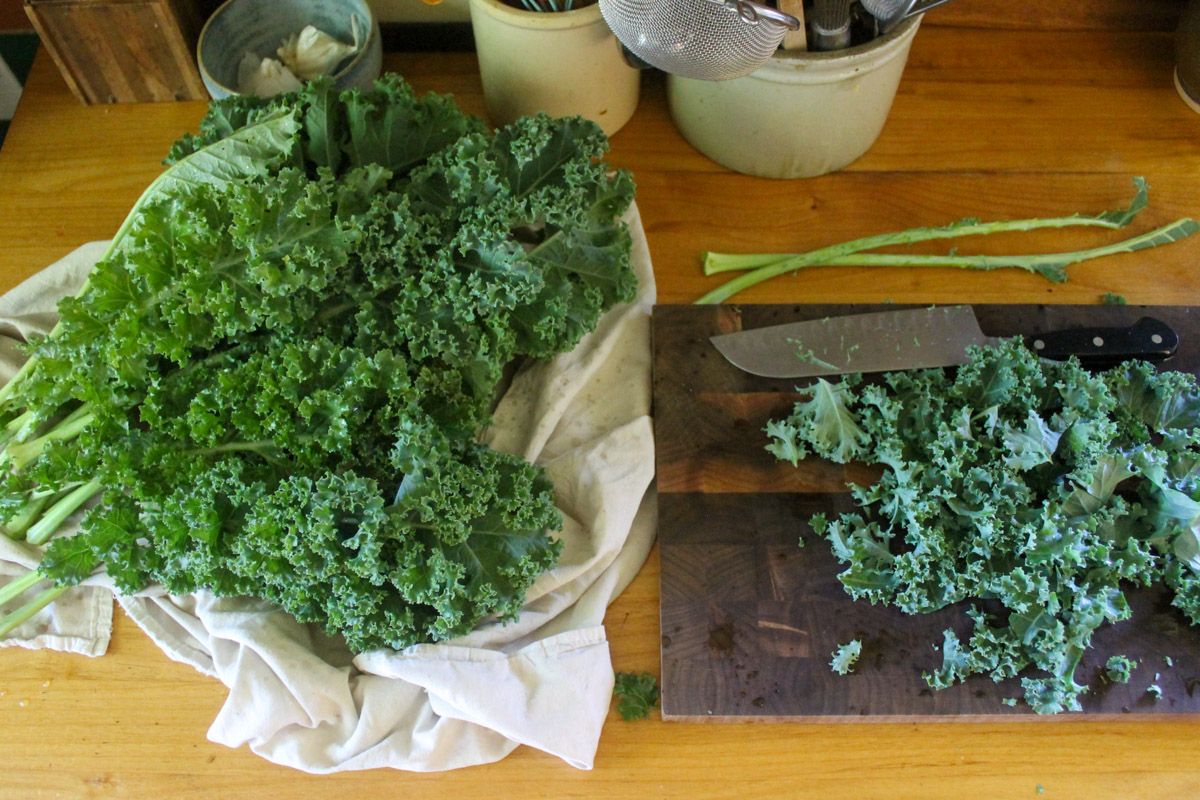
[
  {"x1": 1033, "y1": 339, "x2": 1045, "y2": 350},
  {"x1": 1093, "y1": 336, "x2": 1104, "y2": 347},
  {"x1": 1152, "y1": 334, "x2": 1163, "y2": 344}
]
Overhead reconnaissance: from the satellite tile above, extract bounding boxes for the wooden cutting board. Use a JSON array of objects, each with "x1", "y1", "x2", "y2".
[{"x1": 654, "y1": 303, "x2": 1200, "y2": 722}]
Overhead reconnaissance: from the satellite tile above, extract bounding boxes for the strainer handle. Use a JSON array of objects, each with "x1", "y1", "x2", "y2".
[
  {"x1": 707, "y1": 0, "x2": 802, "y2": 30},
  {"x1": 905, "y1": 0, "x2": 958, "y2": 20}
]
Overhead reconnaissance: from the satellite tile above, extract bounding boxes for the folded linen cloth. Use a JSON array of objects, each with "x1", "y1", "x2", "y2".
[{"x1": 0, "y1": 204, "x2": 657, "y2": 772}]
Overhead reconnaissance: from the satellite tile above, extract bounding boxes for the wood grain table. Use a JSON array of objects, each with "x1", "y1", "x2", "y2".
[{"x1": 2, "y1": 5, "x2": 1200, "y2": 797}]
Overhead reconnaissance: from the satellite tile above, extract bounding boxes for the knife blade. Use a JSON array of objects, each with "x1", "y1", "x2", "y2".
[{"x1": 709, "y1": 306, "x2": 1179, "y2": 379}]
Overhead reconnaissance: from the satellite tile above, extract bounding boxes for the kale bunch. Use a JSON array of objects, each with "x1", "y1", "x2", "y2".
[{"x1": 0, "y1": 76, "x2": 637, "y2": 652}]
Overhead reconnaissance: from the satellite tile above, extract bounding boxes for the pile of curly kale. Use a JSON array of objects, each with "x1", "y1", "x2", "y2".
[
  {"x1": 0, "y1": 76, "x2": 637, "y2": 652},
  {"x1": 767, "y1": 338, "x2": 1200, "y2": 712}
]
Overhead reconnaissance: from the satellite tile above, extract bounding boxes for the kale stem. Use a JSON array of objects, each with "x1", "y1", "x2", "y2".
[
  {"x1": 3, "y1": 493, "x2": 53, "y2": 538},
  {"x1": 0, "y1": 585, "x2": 69, "y2": 639},
  {"x1": 855, "y1": 219, "x2": 1198, "y2": 269},
  {"x1": 703, "y1": 179, "x2": 1154, "y2": 279},
  {"x1": 5, "y1": 408, "x2": 95, "y2": 472},
  {"x1": 0, "y1": 359, "x2": 39, "y2": 410},
  {"x1": 314, "y1": 299, "x2": 360, "y2": 323},
  {"x1": 0, "y1": 569, "x2": 43, "y2": 609},
  {"x1": 702, "y1": 214, "x2": 1140, "y2": 277},
  {"x1": 3, "y1": 408, "x2": 36, "y2": 436},
  {"x1": 696, "y1": 219, "x2": 1198, "y2": 304},
  {"x1": 186, "y1": 440, "x2": 277, "y2": 456},
  {"x1": 0, "y1": 408, "x2": 37, "y2": 452},
  {"x1": 25, "y1": 479, "x2": 102, "y2": 546}
]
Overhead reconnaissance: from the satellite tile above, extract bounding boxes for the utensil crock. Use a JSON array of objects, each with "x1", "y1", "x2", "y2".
[
  {"x1": 468, "y1": 0, "x2": 640, "y2": 136},
  {"x1": 667, "y1": 15, "x2": 921, "y2": 179}
]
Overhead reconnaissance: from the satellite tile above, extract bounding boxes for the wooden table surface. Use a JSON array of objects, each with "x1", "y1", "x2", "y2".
[{"x1": 2, "y1": 14, "x2": 1200, "y2": 798}]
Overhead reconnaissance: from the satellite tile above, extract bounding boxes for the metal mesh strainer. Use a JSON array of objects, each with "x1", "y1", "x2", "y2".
[{"x1": 599, "y1": 0, "x2": 800, "y2": 82}]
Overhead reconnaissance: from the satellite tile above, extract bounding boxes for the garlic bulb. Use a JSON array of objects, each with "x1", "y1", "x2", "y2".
[
  {"x1": 237, "y1": 53, "x2": 304, "y2": 97},
  {"x1": 277, "y1": 19, "x2": 361, "y2": 81}
]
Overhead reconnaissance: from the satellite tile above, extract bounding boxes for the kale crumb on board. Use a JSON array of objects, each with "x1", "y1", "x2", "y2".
[
  {"x1": 1105, "y1": 656, "x2": 1137, "y2": 684},
  {"x1": 830, "y1": 640, "x2": 863, "y2": 675}
]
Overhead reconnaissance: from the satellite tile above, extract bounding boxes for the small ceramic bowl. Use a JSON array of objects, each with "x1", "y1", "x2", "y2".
[{"x1": 197, "y1": 0, "x2": 383, "y2": 100}]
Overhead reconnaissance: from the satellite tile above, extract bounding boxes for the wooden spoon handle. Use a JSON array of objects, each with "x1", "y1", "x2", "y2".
[{"x1": 778, "y1": 0, "x2": 807, "y2": 50}]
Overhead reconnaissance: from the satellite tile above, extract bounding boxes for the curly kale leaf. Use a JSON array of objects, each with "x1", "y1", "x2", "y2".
[
  {"x1": 830, "y1": 639, "x2": 863, "y2": 675},
  {"x1": 767, "y1": 377, "x2": 866, "y2": 465},
  {"x1": 613, "y1": 671, "x2": 660, "y2": 720},
  {"x1": 168, "y1": 75, "x2": 482, "y2": 179},
  {"x1": 768, "y1": 336, "x2": 1200, "y2": 712},
  {"x1": 1105, "y1": 655, "x2": 1137, "y2": 683}
]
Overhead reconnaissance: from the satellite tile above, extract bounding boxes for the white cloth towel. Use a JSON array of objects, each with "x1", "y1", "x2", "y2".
[{"x1": 0, "y1": 204, "x2": 657, "y2": 772}]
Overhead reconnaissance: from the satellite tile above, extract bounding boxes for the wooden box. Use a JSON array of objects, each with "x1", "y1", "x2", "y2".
[{"x1": 24, "y1": 0, "x2": 218, "y2": 104}]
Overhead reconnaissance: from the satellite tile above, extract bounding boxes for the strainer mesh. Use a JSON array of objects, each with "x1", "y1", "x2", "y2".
[{"x1": 600, "y1": 0, "x2": 789, "y2": 81}]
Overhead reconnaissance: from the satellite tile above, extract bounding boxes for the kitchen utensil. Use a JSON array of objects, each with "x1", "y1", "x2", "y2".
[
  {"x1": 655, "y1": 302, "x2": 1200, "y2": 721},
  {"x1": 861, "y1": 0, "x2": 956, "y2": 33},
  {"x1": 597, "y1": 0, "x2": 800, "y2": 82},
  {"x1": 808, "y1": 0, "x2": 851, "y2": 51},
  {"x1": 710, "y1": 305, "x2": 1178, "y2": 379},
  {"x1": 778, "y1": 0, "x2": 807, "y2": 51}
]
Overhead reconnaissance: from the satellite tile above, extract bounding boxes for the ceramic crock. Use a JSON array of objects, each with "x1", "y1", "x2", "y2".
[
  {"x1": 468, "y1": 0, "x2": 640, "y2": 136},
  {"x1": 667, "y1": 16, "x2": 921, "y2": 179}
]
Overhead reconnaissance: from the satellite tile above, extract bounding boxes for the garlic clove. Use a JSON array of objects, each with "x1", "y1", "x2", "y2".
[
  {"x1": 277, "y1": 20, "x2": 360, "y2": 81},
  {"x1": 237, "y1": 53, "x2": 305, "y2": 97}
]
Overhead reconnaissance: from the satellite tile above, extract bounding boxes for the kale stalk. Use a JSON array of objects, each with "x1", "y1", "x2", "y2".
[{"x1": 697, "y1": 179, "x2": 1198, "y2": 304}]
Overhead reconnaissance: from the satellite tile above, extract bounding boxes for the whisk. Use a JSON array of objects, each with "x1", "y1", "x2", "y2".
[
  {"x1": 598, "y1": 0, "x2": 801, "y2": 82},
  {"x1": 808, "y1": 0, "x2": 852, "y2": 51}
]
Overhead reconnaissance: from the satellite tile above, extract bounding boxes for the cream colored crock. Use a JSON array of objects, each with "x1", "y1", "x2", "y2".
[
  {"x1": 667, "y1": 16, "x2": 921, "y2": 179},
  {"x1": 468, "y1": 0, "x2": 640, "y2": 136}
]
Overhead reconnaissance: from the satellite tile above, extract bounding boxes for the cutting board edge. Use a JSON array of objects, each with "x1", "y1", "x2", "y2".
[{"x1": 659, "y1": 711, "x2": 1200, "y2": 724}]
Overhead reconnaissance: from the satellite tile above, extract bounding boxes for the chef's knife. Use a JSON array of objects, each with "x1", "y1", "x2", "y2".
[{"x1": 709, "y1": 306, "x2": 1179, "y2": 379}]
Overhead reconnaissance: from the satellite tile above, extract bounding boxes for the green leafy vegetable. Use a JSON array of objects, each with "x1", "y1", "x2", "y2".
[
  {"x1": 613, "y1": 671, "x2": 660, "y2": 720},
  {"x1": 767, "y1": 339, "x2": 1200, "y2": 713},
  {"x1": 791, "y1": 339, "x2": 838, "y2": 371},
  {"x1": 0, "y1": 76, "x2": 638, "y2": 652},
  {"x1": 765, "y1": 379, "x2": 865, "y2": 466},
  {"x1": 1105, "y1": 655, "x2": 1137, "y2": 683},
  {"x1": 830, "y1": 639, "x2": 863, "y2": 675},
  {"x1": 695, "y1": 180, "x2": 1198, "y2": 304}
]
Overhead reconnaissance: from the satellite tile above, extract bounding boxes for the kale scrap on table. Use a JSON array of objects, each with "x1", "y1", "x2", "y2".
[
  {"x1": 613, "y1": 671, "x2": 660, "y2": 720},
  {"x1": 766, "y1": 339, "x2": 1200, "y2": 713},
  {"x1": 0, "y1": 76, "x2": 637, "y2": 652}
]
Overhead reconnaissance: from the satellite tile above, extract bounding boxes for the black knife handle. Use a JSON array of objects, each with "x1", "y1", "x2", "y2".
[{"x1": 1025, "y1": 316, "x2": 1179, "y2": 366}]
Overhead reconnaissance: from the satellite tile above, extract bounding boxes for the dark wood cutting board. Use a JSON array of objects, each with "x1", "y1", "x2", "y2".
[{"x1": 654, "y1": 303, "x2": 1200, "y2": 722}]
